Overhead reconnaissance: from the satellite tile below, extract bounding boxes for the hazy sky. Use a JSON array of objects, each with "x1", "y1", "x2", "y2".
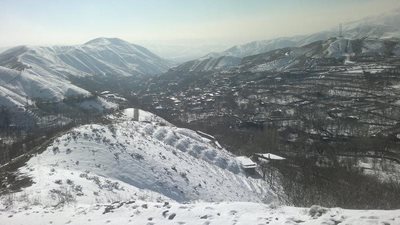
[{"x1": 1, "y1": 0, "x2": 400, "y2": 47}]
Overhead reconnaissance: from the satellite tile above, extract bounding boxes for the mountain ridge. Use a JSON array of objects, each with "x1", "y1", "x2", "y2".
[
  {"x1": 0, "y1": 37, "x2": 170, "y2": 77},
  {"x1": 205, "y1": 8, "x2": 400, "y2": 59}
]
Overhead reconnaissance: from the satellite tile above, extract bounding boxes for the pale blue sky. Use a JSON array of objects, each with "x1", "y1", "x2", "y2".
[{"x1": 0, "y1": 0, "x2": 399, "y2": 47}]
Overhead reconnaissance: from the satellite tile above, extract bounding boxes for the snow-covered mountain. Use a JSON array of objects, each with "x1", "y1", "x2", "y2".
[
  {"x1": 207, "y1": 37, "x2": 303, "y2": 59},
  {"x1": 0, "y1": 38, "x2": 171, "y2": 113},
  {"x1": 0, "y1": 64, "x2": 116, "y2": 127},
  {"x1": 240, "y1": 37, "x2": 400, "y2": 72},
  {"x1": 171, "y1": 38, "x2": 400, "y2": 73},
  {"x1": 0, "y1": 38, "x2": 170, "y2": 78},
  {"x1": 208, "y1": 8, "x2": 400, "y2": 58},
  {"x1": 0, "y1": 66, "x2": 90, "y2": 107}
]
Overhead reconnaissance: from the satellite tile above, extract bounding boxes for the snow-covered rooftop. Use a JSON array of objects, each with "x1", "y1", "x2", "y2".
[
  {"x1": 236, "y1": 156, "x2": 257, "y2": 169},
  {"x1": 255, "y1": 153, "x2": 286, "y2": 160}
]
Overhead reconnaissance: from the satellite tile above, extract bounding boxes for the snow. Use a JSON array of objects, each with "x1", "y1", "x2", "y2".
[
  {"x1": 174, "y1": 56, "x2": 241, "y2": 72},
  {"x1": 121, "y1": 108, "x2": 172, "y2": 125},
  {"x1": 207, "y1": 8, "x2": 400, "y2": 59},
  {"x1": 326, "y1": 39, "x2": 353, "y2": 58},
  {"x1": 21, "y1": 38, "x2": 167, "y2": 77},
  {"x1": 4, "y1": 110, "x2": 278, "y2": 207},
  {"x1": 0, "y1": 66, "x2": 90, "y2": 107},
  {"x1": 1, "y1": 201, "x2": 400, "y2": 225},
  {"x1": 102, "y1": 93, "x2": 127, "y2": 102},
  {"x1": 0, "y1": 38, "x2": 170, "y2": 106},
  {"x1": 209, "y1": 37, "x2": 300, "y2": 58},
  {"x1": 196, "y1": 130, "x2": 215, "y2": 140},
  {"x1": 76, "y1": 97, "x2": 118, "y2": 111},
  {"x1": 1, "y1": 109, "x2": 400, "y2": 224}
]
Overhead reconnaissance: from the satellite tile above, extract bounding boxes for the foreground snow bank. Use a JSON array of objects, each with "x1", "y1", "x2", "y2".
[{"x1": 1, "y1": 201, "x2": 399, "y2": 225}]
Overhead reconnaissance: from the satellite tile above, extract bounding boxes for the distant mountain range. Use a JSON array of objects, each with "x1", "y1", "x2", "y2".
[
  {"x1": 239, "y1": 37, "x2": 400, "y2": 72},
  {"x1": 3, "y1": 9, "x2": 400, "y2": 111},
  {"x1": 206, "y1": 8, "x2": 400, "y2": 59},
  {"x1": 173, "y1": 37, "x2": 400, "y2": 73}
]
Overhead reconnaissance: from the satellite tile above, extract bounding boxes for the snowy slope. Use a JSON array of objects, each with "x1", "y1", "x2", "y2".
[
  {"x1": 175, "y1": 38, "x2": 400, "y2": 73},
  {"x1": 0, "y1": 66, "x2": 90, "y2": 107},
  {"x1": 0, "y1": 38, "x2": 169, "y2": 110},
  {"x1": 239, "y1": 38, "x2": 400, "y2": 72},
  {"x1": 206, "y1": 37, "x2": 303, "y2": 58},
  {"x1": 2, "y1": 195, "x2": 400, "y2": 225},
  {"x1": 0, "y1": 38, "x2": 170, "y2": 79},
  {"x1": 172, "y1": 56, "x2": 241, "y2": 72},
  {"x1": 5, "y1": 109, "x2": 278, "y2": 208},
  {"x1": 1, "y1": 109, "x2": 400, "y2": 224}
]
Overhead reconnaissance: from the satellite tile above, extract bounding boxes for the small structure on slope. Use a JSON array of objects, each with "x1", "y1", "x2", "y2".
[
  {"x1": 252, "y1": 153, "x2": 286, "y2": 181},
  {"x1": 236, "y1": 156, "x2": 257, "y2": 174},
  {"x1": 253, "y1": 153, "x2": 286, "y2": 163}
]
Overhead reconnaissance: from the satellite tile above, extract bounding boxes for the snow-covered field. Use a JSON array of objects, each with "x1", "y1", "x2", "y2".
[{"x1": 1, "y1": 109, "x2": 399, "y2": 224}]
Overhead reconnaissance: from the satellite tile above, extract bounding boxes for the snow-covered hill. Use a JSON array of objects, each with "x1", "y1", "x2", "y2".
[
  {"x1": 208, "y1": 8, "x2": 400, "y2": 58},
  {"x1": 2, "y1": 109, "x2": 279, "y2": 207},
  {"x1": 1, "y1": 109, "x2": 399, "y2": 224},
  {"x1": 0, "y1": 38, "x2": 170, "y2": 78}
]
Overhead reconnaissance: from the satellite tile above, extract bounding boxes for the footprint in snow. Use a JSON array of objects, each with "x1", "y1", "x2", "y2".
[{"x1": 162, "y1": 210, "x2": 169, "y2": 217}]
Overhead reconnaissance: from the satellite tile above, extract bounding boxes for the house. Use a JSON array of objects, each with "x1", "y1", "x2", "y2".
[
  {"x1": 252, "y1": 153, "x2": 285, "y2": 180},
  {"x1": 253, "y1": 153, "x2": 285, "y2": 162},
  {"x1": 253, "y1": 153, "x2": 285, "y2": 165},
  {"x1": 236, "y1": 156, "x2": 257, "y2": 174}
]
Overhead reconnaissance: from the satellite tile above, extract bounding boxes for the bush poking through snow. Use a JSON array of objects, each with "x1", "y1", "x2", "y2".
[
  {"x1": 49, "y1": 187, "x2": 76, "y2": 208},
  {"x1": 308, "y1": 205, "x2": 328, "y2": 218},
  {"x1": 3, "y1": 193, "x2": 16, "y2": 209}
]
